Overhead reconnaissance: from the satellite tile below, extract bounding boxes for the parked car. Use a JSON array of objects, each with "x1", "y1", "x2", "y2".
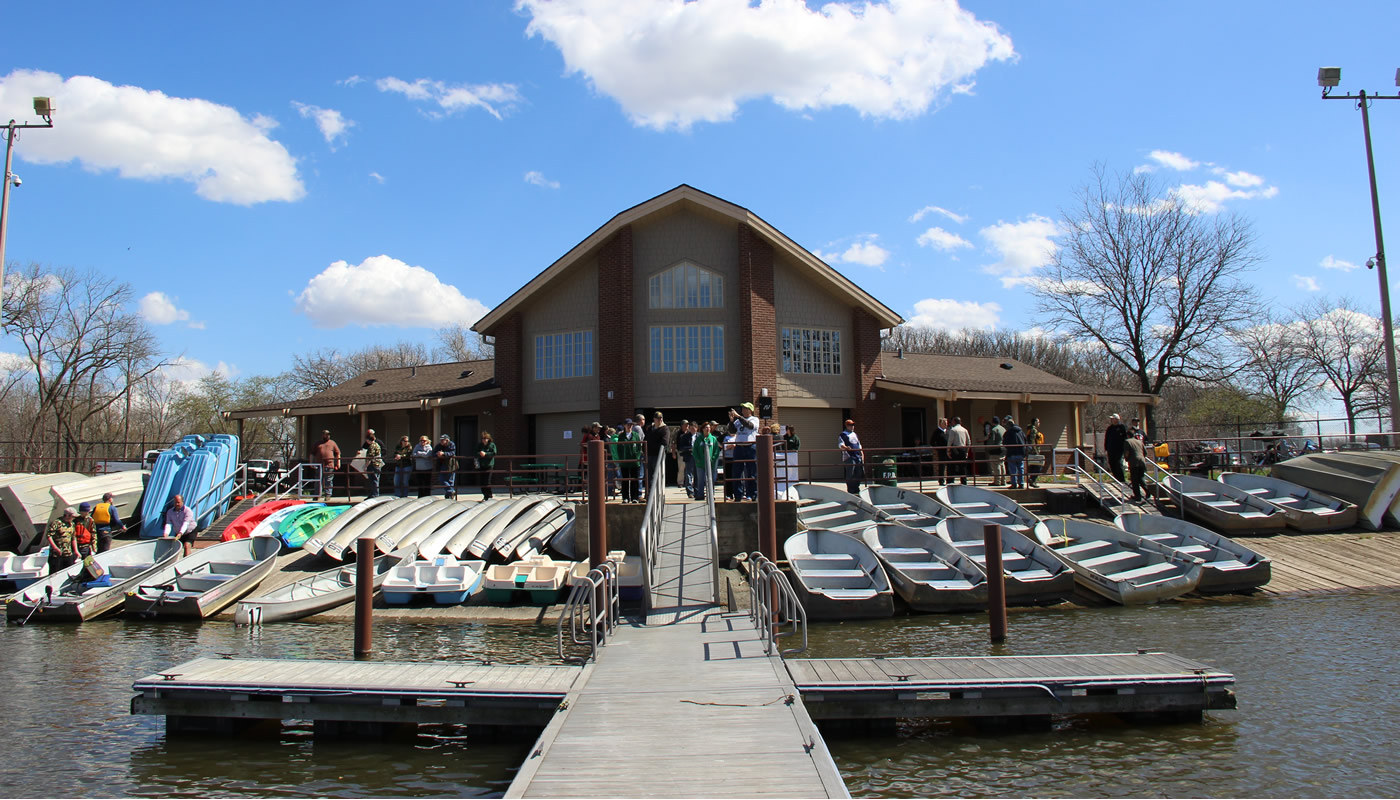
[{"x1": 244, "y1": 459, "x2": 274, "y2": 488}]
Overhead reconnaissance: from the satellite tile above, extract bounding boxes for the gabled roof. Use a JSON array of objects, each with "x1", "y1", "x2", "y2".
[
  {"x1": 229, "y1": 359, "x2": 496, "y2": 419},
  {"x1": 877, "y1": 352, "x2": 1154, "y2": 402},
  {"x1": 473, "y1": 184, "x2": 903, "y2": 333}
]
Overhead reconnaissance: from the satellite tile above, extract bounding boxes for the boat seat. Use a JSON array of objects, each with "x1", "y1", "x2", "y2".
[
  {"x1": 208, "y1": 560, "x2": 256, "y2": 575},
  {"x1": 1269, "y1": 496, "x2": 1300, "y2": 505},
  {"x1": 951, "y1": 502, "x2": 993, "y2": 511},
  {"x1": 879, "y1": 547, "x2": 930, "y2": 556},
  {"x1": 1106, "y1": 561, "x2": 1178, "y2": 582},
  {"x1": 1207, "y1": 559, "x2": 1249, "y2": 571},
  {"x1": 1140, "y1": 533, "x2": 1176, "y2": 542},
  {"x1": 108, "y1": 564, "x2": 153, "y2": 580},
  {"x1": 1175, "y1": 544, "x2": 1211, "y2": 556},
  {"x1": 799, "y1": 500, "x2": 840, "y2": 513},
  {"x1": 801, "y1": 569, "x2": 866, "y2": 579},
  {"x1": 924, "y1": 579, "x2": 978, "y2": 590},
  {"x1": 177, "y1": 574, "x2": 235, "y2": 592},
  {"x1": 149, "y1": 590, "x2": 203, "y2": 601},
  {"x1": 1237, "y1": 511, "x2": 1272, "y2": 518},
  {"x1": 1056, "y1": 540, "x2": 1113, "y2": 557},
  {"x1": 817, "y1": 589, "x2": 878, "y2": 600},
  {"x1": 1183, "y1": 491, "x2": 1216, "y2": 499},
  {"x1": 961, "y1": 511, "x2": 1006, "y2": 520},
  {"x1": 1079, "y1": 550, "x2": 1141, "y2": 569},
  {"x1": 1008, "y1": 568, "x2": 1055, "y2": 580},
  {"x1": 798, "y1": 553, "x2": 858, "y2": 562}
]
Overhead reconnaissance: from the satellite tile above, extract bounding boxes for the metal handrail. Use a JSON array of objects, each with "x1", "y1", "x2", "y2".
[
  {"x1": 558, "y1": 561, "x2": 620, "y2": 664},
  {"x1": 637, "y1": 447, "x2": 668, "y2": 613},
  {"x1": 188, "y1": 464, "x2": 249, "y2": 527},
  {"x1": 747, "y1": 552, "x2": 807, "y2": 657},
  {"x1": 704, "y1": 448, "x2": 720, "y2": 606},
  {"x1": 254, "y1": 463, "x2": 320, "y2": 502},
  {"x1": 1063, "y1": 450, "x2": 1135, "y2": 509}
]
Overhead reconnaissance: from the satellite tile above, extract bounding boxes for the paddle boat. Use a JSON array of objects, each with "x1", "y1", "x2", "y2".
[{"x1": 380, "y1": 555, "x2": 486, "y2": 605}]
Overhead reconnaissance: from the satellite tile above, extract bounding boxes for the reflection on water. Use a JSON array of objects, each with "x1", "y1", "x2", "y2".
[
  {"x1": 806, "y1": 592, "x2": 1400, "y2": 798},
  {"x1": 0, "y1": 618, "x2": 561, "y2": 798},
  {"x1": 3, "y1": 593, "x2": 1399, "y2": 797}
]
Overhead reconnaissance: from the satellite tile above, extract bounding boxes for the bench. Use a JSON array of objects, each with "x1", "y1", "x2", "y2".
[
  {"x1": 108, "y1": 563, "x2": 154, "y2": 580},
  {"x1": 1106, "y1": 561, "x2": 1179, "y2": 582},
  {"x1": 176, "y1": 573, "x2": 236, "y2": 592},
  {"x1": 1056, "y1": 540, "x2": 1113, "y2": 558},
  {"x1": 801, "y1": 569, "x2": 866, "y2": 579},
  {"x1": 817, "y1": 588, "x2": 878, "y2": 600},
  {"x1": 1079, "y1": 550, "x2": 1141, "y2": 570}
]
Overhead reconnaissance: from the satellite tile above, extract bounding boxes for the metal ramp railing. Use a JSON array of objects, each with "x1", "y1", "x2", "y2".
[
  {"x1": 1063, "y1": 450, "x2": 1137, "y2": 510},
  {"x1": 254, "y1": 463, "x2": 320, "y2": 502},
  {"x1": 748, "y1": 552, "x2": 807, "y2": 657},
  {"x1": 638, "y1": 448, "x2": 668, "y2": 615},
  {"x1": 557, "y1": 560, "x2": 620, "y2": 664}
]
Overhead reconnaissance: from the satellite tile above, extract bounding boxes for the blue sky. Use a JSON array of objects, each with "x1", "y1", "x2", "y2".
[{"x1": 1, "y1": 0, "x2": 1399, "y2": 391}]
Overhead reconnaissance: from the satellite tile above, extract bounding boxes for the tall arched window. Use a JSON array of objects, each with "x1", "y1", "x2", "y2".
[{"x1": 648, "y1": 261, "x2": 724, "y2": 309}]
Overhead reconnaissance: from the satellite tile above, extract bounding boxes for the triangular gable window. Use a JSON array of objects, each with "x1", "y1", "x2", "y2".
[{"x1": 648, "y1": 261, "x2": 723, "y2": 309}]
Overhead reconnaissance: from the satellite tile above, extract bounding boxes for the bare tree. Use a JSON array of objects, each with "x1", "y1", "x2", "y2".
[
  {"x1": 433, "y1": 323, "x2": 494, "y2": 362},
  {"x1": 287, "y1": 341, "x2": 433, "y2": 397},
  {"x1": 1031, "y1": 167, "x2": 1263, "y2": 437},
  {"x1": 2, "y1": 263, "x2": 169, "y2": 469},
  {"x1": 1229, "y1": 312, "x2": 1321, "y2": 420},
  {"x1": 1293, "y1": 297, "x2": 1387, "y2": 434},
  {"x1": 885, "y1": 326, "x2": 1137, "y2": 390}
]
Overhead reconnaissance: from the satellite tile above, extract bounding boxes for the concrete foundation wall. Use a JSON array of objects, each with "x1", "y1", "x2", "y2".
[{"x1": 572, "y1": 501, "x2": 798, "y2": 562}]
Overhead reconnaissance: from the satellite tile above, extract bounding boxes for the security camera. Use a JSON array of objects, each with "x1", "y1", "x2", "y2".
[
  {"x1": 1368, "y1": 258, "x2": 1377, "y2": 270},
  {"x1": 8, "y1": 174, "x2": 19, "y2": 187}
]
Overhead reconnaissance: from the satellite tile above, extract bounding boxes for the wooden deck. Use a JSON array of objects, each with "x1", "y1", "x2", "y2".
[
  {"x1": 1247, "y1": 531, "x2": 1400, "y2": 595},
  {"x1": 507, "y1": 501, "x2": 847, "y2": 799},
  {"x1": 131, "y1": 657, "x2": 582, "y2": 728},
  {"x1": 790, "y1": 652, "x2": 1235, "y2": 720}
]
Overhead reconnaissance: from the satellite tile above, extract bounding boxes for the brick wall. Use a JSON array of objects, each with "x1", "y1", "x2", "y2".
[
  {"x1": 852, "y1": 307, "x2": 884, "y2": 448},
  {"x1": 493, "y1": 311, "x2": 525, "y2": 455},
  {"x1": 598, "y1": 226, "x2": 635, "y2": 423},
  {"x1": 738, "y1": 224, "x2": 777, "y2": 407}
]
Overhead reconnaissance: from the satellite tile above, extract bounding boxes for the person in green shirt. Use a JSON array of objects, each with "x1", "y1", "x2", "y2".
[
  {"x1": 692, "y1": 421, "x2": 721, "y2": 501},
  {"x1": 783, "y1": 425, "x2": 800, "y2": 452},
  {"x1": 604, "y1": 426, "x2": 620, "y2": 498},
  {"x1": 475, "y1": 431, "x2": 497, "y2": 500},
  {"x1": 616, "y1": 419, "x2": 644, "y2": 502}
]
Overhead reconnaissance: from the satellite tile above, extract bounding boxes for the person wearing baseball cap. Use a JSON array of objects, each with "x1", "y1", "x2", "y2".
[
  {"x1": 618, "y1": 417, "x2": 644, "y2": 502},
  {"x1": 839, "y1": 418, "x2": 864, "y2": 494},
  {"x1": 433, "y1": 434, "x2": 458, "y2": 498},
  {"x1": 45, "y1": 506, "x2": 80, "y2": 575},
  {"x1": 1105, "y1": 413, "x2": 1129, "y2": 483},
  {"x1": 362, "y1": 428, "x2": 384, "y2": 498},
  {"x1": 728, "y1": 402, "x2": 760, "y2": 500}
]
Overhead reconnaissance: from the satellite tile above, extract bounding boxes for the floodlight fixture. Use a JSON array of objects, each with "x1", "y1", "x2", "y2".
[
  {"x1": 1318, "y1": 67, "x2": 1341, "y2": 88},
  {"x1": 31, "y1": 96, "x2": 52, "y2": 119}
]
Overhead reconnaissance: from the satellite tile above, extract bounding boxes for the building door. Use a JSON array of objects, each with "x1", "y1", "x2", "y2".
[
  {"x1": 901, "y1": 407, "x2": 927, "y2": 447},
  {"x1": 454, "y1": 415, "x2": 479, "y2": 485}
]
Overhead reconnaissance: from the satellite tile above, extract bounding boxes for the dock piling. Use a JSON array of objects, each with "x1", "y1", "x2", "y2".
[
  {"x1": 587, "y1": 439, "x2": 606, "y2": 570},
  {"x1": 984, "y1": 523, "x2": 1007, "y2": 643},
  {"x1": 354, "y1": 533, "x2": 374, "y2": 660}
]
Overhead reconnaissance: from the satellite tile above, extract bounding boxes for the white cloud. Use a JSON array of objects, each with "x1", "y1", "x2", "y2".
[
  {"x1": 916, "y1": 226, "x2": 973, "y2": 252},
  {"x1": 518, "y1": 0, "x2": 1016, "y2": 130},
  {"x1": 368, "y1": 171, "x2": 386, "y2": 184},
  {"x1": 525, "y1": 170, "x2": 560, "y2": 189},
  {"x1": 909, "y1": 205, "x2": 968, "y2": 225},
  {"x1": 1134, "y1": 150, "x2": 1200, "y2": 173},
  {"x1": 1223, "y1": 170, "x2": 1264, "y2": 188},
  {"x1": 293, "y1": 102, "x2": 354, "y2": 148},
  {"x1": 138, "y1": 291, "x2": 197, "y2": 326},
  {"x1": 376, "y1": 77, "x2": 522, "y2": 119},
  {"x1": 337, "y1": 75, "x2": 365, "y2": 87},
  {"x1": 1320, "y1": 255, "x2": 1360, "y2": 272},
  {"x1": 0, "y1": 69, "x2": 304, "y2": 205},
  {"x1": 295, "y1": 255, "x2": 491, "y2": 329},
  {"x1": 163, "y1": 356, "x2": 238, "y2": 388},
  {"x1": 819, "y1": 237, "x2": 890, "y2": 268},
  {"x1": 1170, "y1": 180, "x2": 1279, "y2": 214},
  {"x1": 1292, "y1": 275, "x2": 1321, "y2": 292},
  {"x1": 979, "y1": 215, "x2": 1060, "y2": 287},
  {"x1": 907, "y1": 298, "x2": 1000, "y2": 331}
]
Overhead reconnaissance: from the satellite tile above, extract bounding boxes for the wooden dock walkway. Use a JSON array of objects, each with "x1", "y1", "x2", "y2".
[
  {"x1": 507, "y1": 500, "x2": 848, "y2": 799},
  {"x1": 1247, "y1": 531, "x2": 1400, "y2": 595}
]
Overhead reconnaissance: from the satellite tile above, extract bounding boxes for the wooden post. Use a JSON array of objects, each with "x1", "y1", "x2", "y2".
[
  {"x1": 588, "y1": 439, "x2": 607, "y2": 570},
  {"x1": 354, "y1": 533, "x2": 374, "y2": 660},
  {"x1": 757, "y1": 434, "x2": 777, "y2": 562},
  {"x1": 983, "y1": 523, "x2": 1007, "y2": 643}
]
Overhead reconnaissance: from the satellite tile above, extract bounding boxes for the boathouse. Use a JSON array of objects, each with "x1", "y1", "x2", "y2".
[{"x1": 230, "y1": 185, "x2": 1151, "y2": 467}]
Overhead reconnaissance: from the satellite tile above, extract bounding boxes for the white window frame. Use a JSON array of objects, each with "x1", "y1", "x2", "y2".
[
  {"x1": 534, "y1": 330, "x2": 594, "y2": 380},
  {"x1": 649, "y1": 325, "x2": 725, "y2": 373},
  {"x1": 781, "y1": 327, "x2": 842, "y2": 375},
  {"x1": 648, "y1": 261, "x2": 724, "y2": 309}
]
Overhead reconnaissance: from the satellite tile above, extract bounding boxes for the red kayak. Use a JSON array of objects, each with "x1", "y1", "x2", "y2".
[{"x1": 221, "y1": 499, "x2": 306, "y2": 541}]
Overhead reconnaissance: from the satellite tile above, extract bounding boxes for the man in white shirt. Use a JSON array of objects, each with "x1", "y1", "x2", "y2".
[
  {"x1": 945, "y1": 417, "x2": 972, "y2": 485},
  {"x1": 728, "y1": 402, "x2": 760, "y2": 500},
  {"x1": 838, "y1": 419, "x2": 864, "y2": 495},
  {"x1": 163, "y1": 494, "x2": 198, "y2": 556}
]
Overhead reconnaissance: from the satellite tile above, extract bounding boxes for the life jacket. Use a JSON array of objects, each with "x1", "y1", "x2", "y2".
[
  {"x1": 94, "y1": 502, "x2": 114, "y2": 525},
  {"x1": 74, "y1": 522, "x2": 94, "y2": 547}
]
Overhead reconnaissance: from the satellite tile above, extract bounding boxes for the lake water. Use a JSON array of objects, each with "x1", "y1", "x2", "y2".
[{"x1": 3, "y1": 591, "x2": 1399, "y2": 797}]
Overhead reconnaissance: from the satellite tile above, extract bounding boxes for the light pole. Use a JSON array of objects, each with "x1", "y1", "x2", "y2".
[
  {"x1": 1319, "y1": 67, "x2": 1400, "y2": 437},
  {"x1": 0, "y1": 96, "x2": 55, "y2": 315}
]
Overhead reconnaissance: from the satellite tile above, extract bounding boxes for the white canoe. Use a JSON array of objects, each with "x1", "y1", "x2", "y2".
[
  {"x1": 933, "y1": 484, "x2": 1049, "y2": 544},
  {"x1": 418, "y1": 501, "x2": 493, "y2": 561},
  {"x1": 323, "y1": 497, "x2": 428, "y2": 561},
  {"x1": 49, "y1": 471, "x2": 148, "y2": 529},
  {"x1": 935, "y1": 516, "x2": 1074, "y2": 605},
  {"x1": 1, "y1": 472, "x2": 86, "y2": 552},
  {"x1": 792, "y1": 483, "x2": 884, "y2": 535},
  {"x1": 6, "y1": 538, "x2": 183, "y2": 622},
  {"x1": 783, "y1": 528, "x2": 894, "y2": 620},
  {"x1": 442, "y1": 499, "x2": 508, "y2": 558},
  {"x1": 468, "y1": 498, "x2": 546, "y2": 559},
  {"x1": 302, "y1": 496, "x2": 395, "y2": 556},
  {"x1": 515, "y1": 506, "x2": 574, "y2": 561},
  {"x1": 124, "y1": 535, "x2": 283, "y2": 619},
  {"x1": 235, "y1": 554, "x2": 403, "y2": 624},
  {"x1": 386, "y1": 502, "x2": 475, "y2": 556},
  {"x1": 1218, "y1": 472, "x2": 1358, "y2": 532},
  {"x1": 1043, "y1": 518, "x2": 1202, "y2": 605},
  {"x1": 374, "y1": 499, "x2": 462, "y2": 554},
  {"x1": 861, "y1": 522, "x2": 986, "y2": 612},
  {"x1": 493, "y1": 498, "x2": 563, "y2": 560},
  {"x1": 1114, "y1": 512, "x2": 1272, "y2": 593},
  {"x1": 865, "y1": 485, "x2": 960, "y2": 532}
]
